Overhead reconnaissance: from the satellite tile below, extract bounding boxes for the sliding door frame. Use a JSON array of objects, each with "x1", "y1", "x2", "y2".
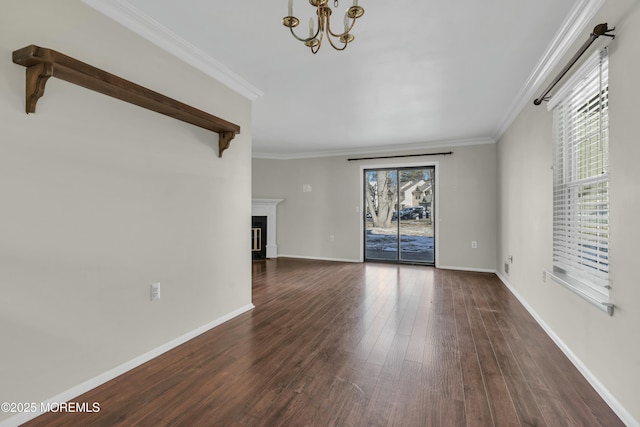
[{"x1": 359, "y1": 161, "x2": 440, "y2": 267}]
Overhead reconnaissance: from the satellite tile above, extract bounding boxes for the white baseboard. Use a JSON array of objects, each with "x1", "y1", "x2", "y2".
[
  {"x1": 0, "y1": 303, "x2": 255, "y2": 427},
  {"x1": 277, "y1": 254, "x2": 361, "y2": 263},
  {"x1": 276, "y1": 257, "x2": 497, "y2": 274},
  {"x1": 495, "y1": 273, "x2": 638, "y2": 427},
  {"x1": 437, "y1": 265, "x2": 497, "y2": 274}
]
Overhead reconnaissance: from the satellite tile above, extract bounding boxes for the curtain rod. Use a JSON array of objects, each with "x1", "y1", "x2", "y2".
[
  {"x1": 533, "y1": 23, "x2": 615, "y2": 106},
  {"x1": 347, "y1": 151, "x2": 453, "y2": 161}
]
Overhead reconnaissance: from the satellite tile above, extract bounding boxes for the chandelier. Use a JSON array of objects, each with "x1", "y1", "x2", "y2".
[{"x1": 282, "y1": 0, "x2": 365, "y2": 54}]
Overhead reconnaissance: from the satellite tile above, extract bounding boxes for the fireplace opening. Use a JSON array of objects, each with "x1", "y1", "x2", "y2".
[{"x1": 252, "y1": 216, "x2": 267, "y2": 260}]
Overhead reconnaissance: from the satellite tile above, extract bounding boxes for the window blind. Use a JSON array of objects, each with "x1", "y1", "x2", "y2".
[{"x1": 549, "y1": 49, "x2": 611, "y2": 308}]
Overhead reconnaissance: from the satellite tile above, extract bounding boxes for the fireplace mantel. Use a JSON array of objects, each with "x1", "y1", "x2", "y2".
[{"x1": 252, "y1": 199, "x2": 283, "y2": 258}]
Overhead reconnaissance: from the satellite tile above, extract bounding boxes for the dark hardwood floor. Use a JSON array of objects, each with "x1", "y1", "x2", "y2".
[{"x1": 24, "y1": 258, "x2": 622, "y2": 426}]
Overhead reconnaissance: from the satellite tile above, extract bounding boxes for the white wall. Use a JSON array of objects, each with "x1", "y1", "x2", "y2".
[
  {"x1": 497, "y1": 0, "x2": 640, "y2": 424},
  {"x1": 0, "y1": 1, "x2": 252, "y2": 423},
  {"x1": 252, "y1": 142, "x2": 497, "y2": 271}
]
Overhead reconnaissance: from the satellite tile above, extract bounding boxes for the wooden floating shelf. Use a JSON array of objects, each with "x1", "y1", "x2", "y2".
[{"x1": 12, "y1": 45, "x2": 241, "y2": 157}]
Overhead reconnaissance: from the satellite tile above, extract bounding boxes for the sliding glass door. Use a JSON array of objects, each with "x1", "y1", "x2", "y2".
[{"x1": 364, "y1": 167, "x2": 435, "y2": 264}]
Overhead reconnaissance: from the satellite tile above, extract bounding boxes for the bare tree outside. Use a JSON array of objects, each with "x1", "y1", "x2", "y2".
[{"x1": 365, "y1": 170, "x2": 397, "y2": 228}]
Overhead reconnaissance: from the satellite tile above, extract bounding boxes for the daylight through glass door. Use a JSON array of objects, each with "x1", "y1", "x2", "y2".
[{"x1": 364, "y1": 167, "x2": 435, "y2": 264}]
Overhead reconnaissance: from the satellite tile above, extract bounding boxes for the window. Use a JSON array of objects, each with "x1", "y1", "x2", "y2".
[{"x1": 548, "y1": 48, "x2": 612, "y2": 314}]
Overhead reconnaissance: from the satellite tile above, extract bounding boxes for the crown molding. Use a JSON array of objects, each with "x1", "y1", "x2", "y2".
[
  {"x1": 492, "y1": 0, "x2": 607, "y2": 140},
  {"x1": 252, "y1": 137, "x2": 496, "y2": 160},
  {"x1": 82, "y1": 0, "x2": 263, "y2": 101}
]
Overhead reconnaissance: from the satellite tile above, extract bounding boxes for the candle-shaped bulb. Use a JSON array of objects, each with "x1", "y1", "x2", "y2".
[
  {"x1": 344, "y1": 13, "x2": 349, "y2": 32},
  {"x1": 353, "y1": 0, "x2": 358, "y2": 5},
  {"x1": 309, "y1": 18, "x2": 314, "y2": 37},
  {"x1": 288, "y1": 0, "x2": 293, "y2": 16}
]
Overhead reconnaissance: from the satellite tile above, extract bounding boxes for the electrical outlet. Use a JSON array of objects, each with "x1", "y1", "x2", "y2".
[
  {"x1": 151, "y1": 282, "x2": 161, "y2": 301},
  {"x1": 471, "y1": 241, "x2": 478, "y2": 249},
  {"x1": 329, "y1": 235, "x2": 335, "y2": 242},
  {"x1": 504, "y1": 263, "x2": 509, "y2": 274}
]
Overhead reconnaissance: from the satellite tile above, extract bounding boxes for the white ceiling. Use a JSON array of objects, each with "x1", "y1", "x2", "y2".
[{"x1": 85, "y1": 0, "x2": 599, "y2": 158}]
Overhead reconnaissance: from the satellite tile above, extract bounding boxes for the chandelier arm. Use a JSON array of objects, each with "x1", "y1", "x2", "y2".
[
  {"x1": 289, "y1": 25, "x2": 321, "y2": 43},
  {"x1": 313, "y1": 29, "x2": 325, "y2": 52},
  {"x1": 326, "y1": 16, "x2": 356, "y2": 38},
  {"x1": 325, "y1": 34, "x2": 348, "y2": 51}
]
